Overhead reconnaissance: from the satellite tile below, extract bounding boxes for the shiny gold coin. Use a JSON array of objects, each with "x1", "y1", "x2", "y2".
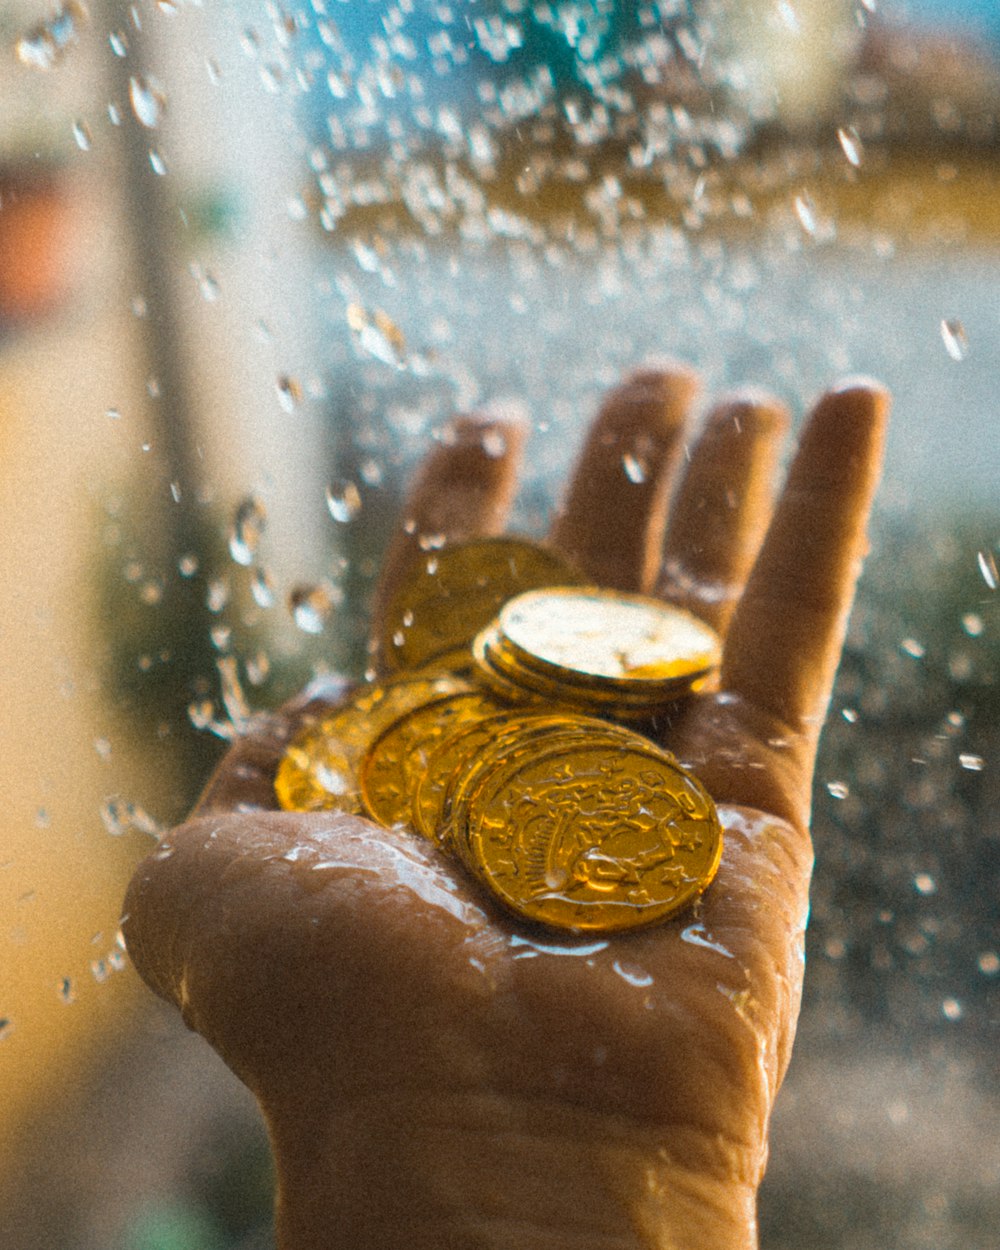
[
  {"x1": 452, "y1": 725, "x2": 723, "y2": 932},
  {"x1": 414, "y1": 711, "x2": 590, "y2": 844},
  {"x1": 358, "y1": 690, "x2": 505, "y2": 830},
  {"x1": 444, "y1": 716, "x2": 648, "y2": 852},
  {"x1": 378, "y1": 537, "x2": 581, "y2": 673},
  {"x1": 473, "y1": 624, "x2": 666, "y2": 721},
  {"x1": 274, "y1": 674, "x2": 470, "y2": 812},
  {"x1": 498, "y1": 587, "x2": 721, "y2": 695}
]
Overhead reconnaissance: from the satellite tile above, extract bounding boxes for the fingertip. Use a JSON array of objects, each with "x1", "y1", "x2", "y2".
[
  {"x1": 704, "y1": 388, "x2": 791, "y2": 438},
  {"x1": 607, "y1": 361, "x2": 701, "y2": 435}
]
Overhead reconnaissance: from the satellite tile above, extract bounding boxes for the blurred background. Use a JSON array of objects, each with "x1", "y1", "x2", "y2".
[{"x1": 1, "y1": 0, "x2": 998, "y2": 1246}]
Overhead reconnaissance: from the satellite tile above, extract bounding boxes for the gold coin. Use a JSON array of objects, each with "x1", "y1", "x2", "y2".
[
  {"x1": 378, "y1": 537, "x2": 581, "y2": 673},
  {"x1": 473, "y1": 624, "x2": 668, "y2": 721},
  {"x1": 498, "y1": 587, "x2": 721, "y2": 695},
  {"x1": 274, "y1": 674, "x2": 470, "y2": 812},
  {"x1": 414, "y1": 710, "x2": 589, "y2": 843},
  {"x1": 358, "y1": 690, "x2": 505, "y2": 830},
  {"x1": 452, "y1": 726, "x2": 722, "y2": 932},
  {"x1": 445, "y1": 716, "x2": 645, "y2": 851}
]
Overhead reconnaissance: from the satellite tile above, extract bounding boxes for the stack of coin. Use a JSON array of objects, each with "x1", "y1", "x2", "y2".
[
  {"x1": 472, "y1": 586, "x2": 721, "y2": 719},
  {"x1": 276, "y1": 536, "x2": 724, "y2": 933}
]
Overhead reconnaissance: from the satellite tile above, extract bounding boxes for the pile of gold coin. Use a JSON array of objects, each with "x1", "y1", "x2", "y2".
[{"x1": 276, "y1": 537, "x2": 724, "y2": 933}]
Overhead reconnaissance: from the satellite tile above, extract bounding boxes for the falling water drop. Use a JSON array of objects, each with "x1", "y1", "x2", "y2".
[
  {"x1": 836, "y1": 125, "x2": 864, "y2": 167},
  {"x1": 326, "y1": 479, "x2": 362, "y2": 523},
  {"x1": 976, "y1": 550, "x2": 997, "y2": 590},
  {"x1": 793, "y1": 192, "x2": 818, "y2": 236},
  {"x1": 228, "y1": 495, "x2": 267, "y2": 565},
  {"x1": 72, "y1": 119, "x2": 93, "y2": 150},
  {"x1": 129, "y1": 76, "x2": 167, "y2": 128},
  {"x1": 289, "y1": 583, "x2": 335, "y2": 634},
  {"x1": 250, "y1": 566, "x2": 275, "y2": 609},
  {"x1": 940, "y1": 318, "x2": 968, "y2": 361},
  {"x1": 276, "y1": 375, "x2": 302, "y2": 412},
  {"x1": 622, "y1": 453, "x2": 648, "y2": 484}
]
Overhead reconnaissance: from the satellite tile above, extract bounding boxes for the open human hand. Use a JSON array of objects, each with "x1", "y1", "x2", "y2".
[{"x1": 124, "y1": 365, "x2": 888, "y2": 1250}]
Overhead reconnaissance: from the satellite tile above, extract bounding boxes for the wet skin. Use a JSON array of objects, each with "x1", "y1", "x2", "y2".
[{"x1": 124, "y1": 366, "x2": 889, "y2": 1250}]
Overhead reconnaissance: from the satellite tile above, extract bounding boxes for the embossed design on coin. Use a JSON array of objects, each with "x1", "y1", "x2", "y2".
[
  {"x1": 379, "y1": 537, "x2": 581, "y2": 673},
  {"x1": 275, "y1": 675, "x2": 469, "y2": 812},
  {"x1": 454, "y1": 731, "x2": 722, "y2": 931}
]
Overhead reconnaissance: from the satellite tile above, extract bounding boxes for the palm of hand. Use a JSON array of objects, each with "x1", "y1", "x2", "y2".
[{"x1": 125, "y1": 367, "x2": 887, "y2": 1250}]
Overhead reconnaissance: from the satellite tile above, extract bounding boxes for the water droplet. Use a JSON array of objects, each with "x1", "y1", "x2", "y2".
[
  {"x1": 900, "y1": 638, "x2": 925, "y2": 658},
  {"x1": 105, "y1": 407, "x2": 121, "y2": 420},
  {"x1": 109, "y1": 30, "x2": 128, "y2": 56},
  {"x1": 206, "y1": 57, "x2": 222, "y2": 84},
  {"x1": 842, "y1": 707, "x2": 858, "y2": 723},
  {"x1": 148, "y1": 149, "x2": 168, "y2": 176},
  {"x1": 914, "y1": 872, "x2": 936, "y2": 895},
  {"x1": 250, "y1": 566, "x2": 275, "y2": 609},
  {"x1": 940, "y1": 318, "x2": 968, "y2": 361},
  {"x1": 189, "y1": 262, "x2": 220, "y2": 301},
  {"x1": 326, "y1": 479, "x2": 361, "y2": 523},
  {"x1": 289, "y1": 583, "x2": 335, "y2": 633},
  {"x1": 169, "y1": 480, "x2": 182, "y2": 503},
  {"x1": 276, "y1": 374, "x2": 302, "y2": 412},
  {"x1": 246, "y1": 651, "x2": 271, "y2": 685},
  {"x1": 72, "y1": 119, "x2": 92, "y2": 150},
  {"x1": 15, "y1": 1, "x2": 86, "y2": 70},
  {"x1": 611, "y1": 959, "x2": 654, "y2": 988},
  {"x1": 481, "y1": 429, "x2": 507, "y2": 459},
  {"x1": 836, "y1": 125, "x2": 863, "y2": 167},
  {"x1": 129, "y1": 76, "x2": 166, "y2": 128},
  {"x1": 346, "y1": 303, "x2": 408, "y2": 369},
  {"x1": 962, "y1": 612, "x2": 984, "y2": 637},
  {"x1": 228, "y1": 495, "x2": 267, "y2": 565},
  {"x1": 827, "y1": 780, "x2": 849, "y2": 799},
  {"x1": 58, "y1": 977, "x2": 75, "y2": 1003},
  {"x1": 100, "y1": 796, "x2": 162, "y2": 839},
  {"x1": 978, "y1": 951, "x2": 999, "y2": 976},
  {"x1": 959, "y1": 753, "x2": 984, "y2": 771},
  {"x1": 206, "y1": 577, "x2": 230, "y2": 612},
  {"x1": 178, "y1": 552, "x2": 199, "y2": 577},
  {"x1": 776, "y1": 1, "x2": 799, "y2": 32},
  {"x1": 941, "y1": 997, "x2": 963, "y2": 1021},
  {"x1": 94, "y1": 737, "x2": 112, "y2": 760},
  {"x1": 793, "y1": 192, "x2": 818, "y2": 236},
  {"x1": 977, "y1": 550, "x2": 998, "y2": 590},
  {"x1": 0, "y1": 1018, "x2": 14, "y2": 1041},
  {"x1": 622, "y1": 452, "x2": 647, "y2": 484},
  {"x1": 211, "y1": 623, "x2": 232, "y2": 651}
]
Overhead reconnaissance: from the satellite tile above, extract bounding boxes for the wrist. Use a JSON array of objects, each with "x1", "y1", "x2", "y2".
[{"x1": 263, "y1": 1088, "x2": 759, "y2": 1250}]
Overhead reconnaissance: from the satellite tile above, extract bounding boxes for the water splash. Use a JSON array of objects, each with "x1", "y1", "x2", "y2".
[{"x1": 15, "y1": 1, "x2": 86, "y2": 70}]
